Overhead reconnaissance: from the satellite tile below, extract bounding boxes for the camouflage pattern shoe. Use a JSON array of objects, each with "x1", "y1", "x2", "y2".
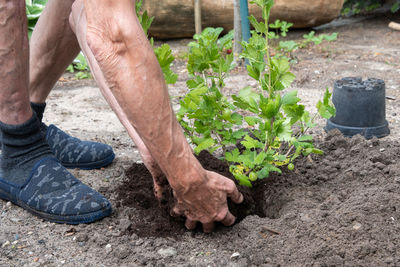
[
  {"x1": 45, "y1": 124, "x2": 115, "y2": 170},
  {"x1": 0, "y1": 157, "x2": 112, "y2": 224}
]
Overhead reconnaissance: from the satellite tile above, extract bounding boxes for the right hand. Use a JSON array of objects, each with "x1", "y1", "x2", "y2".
[{"x1": 171, "y1": 170, "x2": 243, "y2": 233}]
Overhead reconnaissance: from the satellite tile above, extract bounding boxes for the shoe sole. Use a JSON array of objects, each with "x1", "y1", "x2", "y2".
[
  {"x1": 62, "y1": 152, "x2": 116, "y2": 170},
  {"x1": 0, "y1": 187, "x2": 112, "y2": 224}
]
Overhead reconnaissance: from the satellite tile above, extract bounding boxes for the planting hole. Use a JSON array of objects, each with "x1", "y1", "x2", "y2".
[{"x1": 115, "y1": 151, "x2": 289, "y2": 238}]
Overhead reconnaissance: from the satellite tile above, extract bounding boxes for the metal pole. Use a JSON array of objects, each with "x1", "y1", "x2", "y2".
[
  {"x1": 239, "y1": 0, "x2": 251, "y2": 43},
  {"x1": 194, "y1": 0, "x2": 202, "y2": 35}
]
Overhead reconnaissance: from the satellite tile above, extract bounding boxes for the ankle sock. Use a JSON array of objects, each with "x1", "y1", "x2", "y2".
[
  {"x1": 30, "y1": 102, "x2": 47, "y2": 132},
  {"x1": 0, "y1": 113, "x2": 53, "y2": 185}
]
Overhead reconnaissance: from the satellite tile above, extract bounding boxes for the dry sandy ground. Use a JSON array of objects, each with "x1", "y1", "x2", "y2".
[{"x1": 1, "y1": 11, "x2": 400, "y2": 267}]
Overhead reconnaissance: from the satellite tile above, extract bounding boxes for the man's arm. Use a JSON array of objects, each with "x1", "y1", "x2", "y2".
[{"x1": 70, "y1": 0, "x2": 243, "y2": 232}]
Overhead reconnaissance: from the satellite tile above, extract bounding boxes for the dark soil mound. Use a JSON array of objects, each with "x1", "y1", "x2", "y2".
[
  {"x1": 114, "y1": 129, "x2": 400, "y2": 265},
  {"x1": 115, "y1": 150, "x2": 266, "y2": 238}
]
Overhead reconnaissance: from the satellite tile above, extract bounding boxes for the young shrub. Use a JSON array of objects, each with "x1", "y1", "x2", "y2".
[{"x1": 177, "y1": 0, "x2": 336, "y2": 187}]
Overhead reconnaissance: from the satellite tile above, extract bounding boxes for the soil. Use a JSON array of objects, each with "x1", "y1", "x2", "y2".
[{"x1": 1, "y1": 11, "x2": 400, "y2": 267}]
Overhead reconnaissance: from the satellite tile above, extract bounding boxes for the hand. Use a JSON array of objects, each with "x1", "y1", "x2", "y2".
[{"x1": 172, "y1": 170, "x2": 244, "y2": 233}]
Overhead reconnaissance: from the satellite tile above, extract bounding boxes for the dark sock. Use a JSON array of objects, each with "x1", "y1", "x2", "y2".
[
  {"x1": 0, "y1": 113, "x2": 53, "y2": 185},
  {"x1": 30, "y1": 102, "x2": 47, "y2": 132}
]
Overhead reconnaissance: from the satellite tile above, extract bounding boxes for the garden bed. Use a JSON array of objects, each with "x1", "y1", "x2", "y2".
[{"x1": 110, "y1": 129, "x2": 400, "y2": 265}]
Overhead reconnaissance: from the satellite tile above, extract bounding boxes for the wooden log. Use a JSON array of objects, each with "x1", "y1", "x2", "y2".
[{"x1": 142, "y1": 0, "x2": 345, "y2": 39}]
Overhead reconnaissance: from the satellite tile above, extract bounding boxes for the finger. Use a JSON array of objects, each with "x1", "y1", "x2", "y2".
[
  {"x1": 225, "y1": 181, "x2": 244, "y2": 204},
  {"x1": 170, "y1": 206, "x2": 182, "y2": 217},
  {"x1": 185, "y1": 219, "x2": 197, "y2": 230},
  {"x1": 220, "y1": 211, "x2": 236, "y2": 227},
  {"x1": 202, "y1": 222, "x2": 215, "y2": 233}
]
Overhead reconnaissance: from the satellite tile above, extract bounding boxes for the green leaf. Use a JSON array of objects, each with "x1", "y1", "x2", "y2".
[
  {"x1": 241, "y1": 135, "x2": 264, "y2": 150},
  {"x1": 244, "y1": 116, "x2": 257, "y2": 126},
  {"x1": 280, "y1": 72, "x2": 296, "y2": 88},
  {"x1": 260, "y1": 95, "x2": 281, "y2": 119},
  {"x1": 272, "y1": 57, "x2": 290, "y2": 73},
  {"x1": 298, "y1": 135, "x2": 313, "y2": 142},
  {"x1": 282, "y1": 90, "x2": 300, "y2": 105},
  {"x1": 249, "y1": 15, "x2": 267, "y2": 34},
  {"x1": 392, "y1": 2, "x2": 400, "y2": 12},
  {"x1": 247, "y1": 64, "x2": 261, "y2": 80},
  {"x1": 269, "y1": 19, "x2": 282, "y2": 29},
  {"x1": 274, "y1": 154, "x2": 287, "y2": 162},
  {"x1": 232, "y1": 129, "x2": 247, "y2": 139},
  {"x1": 317, "y1": 88, "x2": 336, "y2": 119},
  {"x1": 257, "y1": 167, "x2": 269, "y2": 179},
  {"x1": 233, "y1": 173, "x2": 252, "y2": 187},
  {"x1": 194, "y1": 138, "x2": 215, "y2": 154},
  {"x1": 323, "y1": 32, "x2": 338, "y2": 42},
  {"x1": 274, "y1": 119, "x2": 292, "y2": 141},
  {"x1": 225, "y1": 148, "x2": 240, "y2": 162},
  {"x1": 303, "y1": 31, "x2": 315, "y2": 40},
  {"x1": 241, "y1": 136, "x2": 257, "y2": 149},
  {"x1": 278, "y1": 41, "x2": 299, "y2": 52},
  {"x1": 254, "y1": 152, "x2": 267, "y2": 164},
  {"x1": 312, "y1": 148, "x2": 324, "y2": 155}
]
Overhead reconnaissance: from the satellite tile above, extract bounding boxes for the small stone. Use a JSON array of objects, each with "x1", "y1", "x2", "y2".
[
  {"x1": 353, "y1": 222, "x2": 362, "y2": 230},
  {"x1": 10, "y1": 217, "x2": 22, "y2": 223},
  {"x1": 230, "y1": 252, "x2": 240, "y2": 260},
  {"x1": 38, "y1": 240, "x2": 45, "y2": 245},
  {"x1": 157, "y1": 247, "x2": 177, "y2": 257},
  {"x1": 394, "y1": 177, "x2": 400, "y2": 184},
  {"x1": 105, "y1": 244, "x2": 112, "y2": 253},
  {"x1": 2, "y1": 240, "x2": 10, "y2": 248},
  {"x1": 79, "y1": 242, "x2": 86, "y2": 247},
  {"x1": 33, "y1": 257, "x2": 39, "y2": 262},
  {"x1": 6, "y1": 202, "x2": 11, "y2": 208},
  {"x1": 118, "y1": 219, "x2": 132, "y2": 232},
  {"x1": 300, "y1": 213, "x2": 313, "y2": 223},
  {"x1": 76, "y1": 233, "x2": 89, "y2": 243}
]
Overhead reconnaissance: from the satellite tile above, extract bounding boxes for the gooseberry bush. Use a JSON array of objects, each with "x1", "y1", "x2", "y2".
[{"x1": 176, "y1": 0, "x2": 335, "y2": 187}]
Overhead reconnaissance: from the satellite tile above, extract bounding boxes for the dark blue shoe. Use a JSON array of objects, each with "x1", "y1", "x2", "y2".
[
  {"x1": 45, "y1": 124, "x2": 115, "y2": 170},
  {"x1": 0, "y1": 157, "x2": 112, "y2": 224}
]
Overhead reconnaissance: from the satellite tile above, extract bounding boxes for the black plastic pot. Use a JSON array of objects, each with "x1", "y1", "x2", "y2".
[{"x1": 325, "y1": 77, "x2": 390, "y2": 139}]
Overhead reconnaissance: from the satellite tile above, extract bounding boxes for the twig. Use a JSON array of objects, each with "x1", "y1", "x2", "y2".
[{"x1": 261, "y1": 226, "x2": 281, "y2": 235}]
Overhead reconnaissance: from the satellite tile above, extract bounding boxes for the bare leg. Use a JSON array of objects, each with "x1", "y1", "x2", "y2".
[
  {"x1": 28, "y1": 0, "x2": 160, "y2": 176},
  {"x1": 70, "y1": 0, "x2": 243, "y2": 232},
  {"x1": 0, "y1": 1, "x2": 31, "y2": 124},
  {"x1": 29, "y1": 0, "x2": 80, "y2": 103},
  {"x1": 0, "y1": 0, "x2": 111, "y2": 224}
]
